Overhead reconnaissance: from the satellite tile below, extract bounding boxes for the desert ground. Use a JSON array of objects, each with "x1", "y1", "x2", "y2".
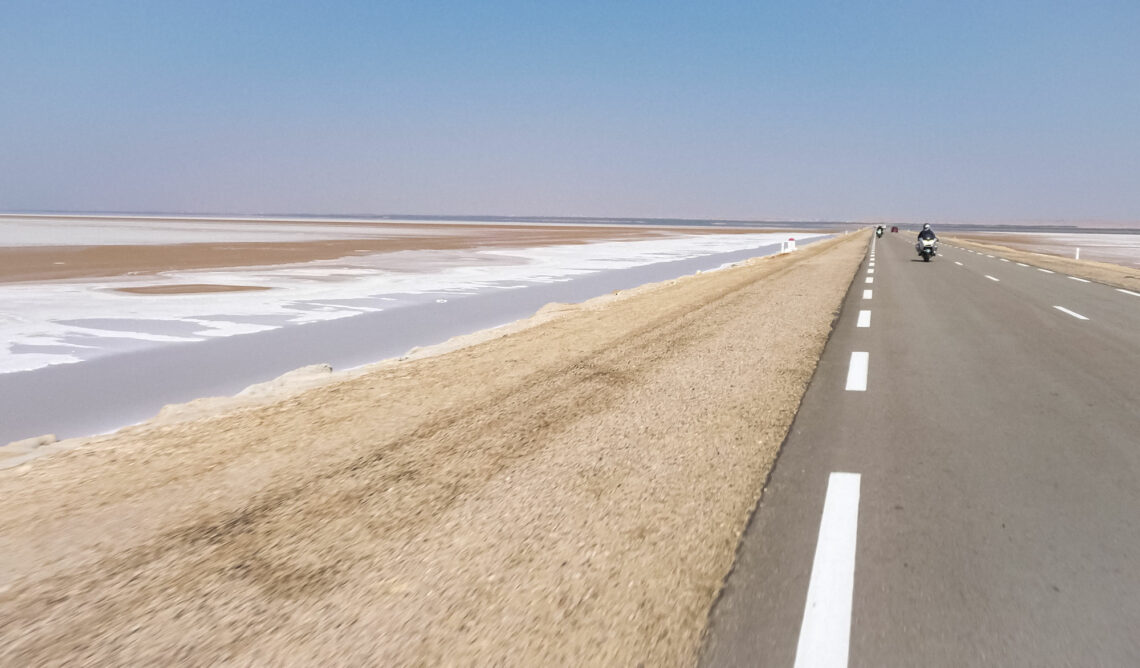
[{"x1": 0, "y1": 231, "x2": 866, "y2": 665}]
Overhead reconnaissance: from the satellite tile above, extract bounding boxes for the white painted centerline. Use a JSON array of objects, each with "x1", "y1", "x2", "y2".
[
  {"x1": 1038, "y1": 268, "x2": 1055, "y2": 274},
  {"x1": 1068, "y1": 276, "x2": 1090, "y2": 283},
  {"x1": 865, "y1": 277, "x2": 874, "y2": 284},
  {"x1": 985, "y1": 275, "x2": 999, "y2": 282},
  {"x1": 794, "y1": 472, "x2": 861, "y2": 668},
  {"x1": 863, "y1": 290, "x2": 872, "y2": 299},
  {"x1": 857, "y1": 310, "x2": 871, "y2": 327},
  {"x1": 845, "y1": 352, "x2": 869, "y2": 391},
  {"x1": 1118, "y1": 288, "x2": 1140, "y2": 297},
  {"x1": 1054, "y1": 306, "x2": 1089, "y2": 320}
]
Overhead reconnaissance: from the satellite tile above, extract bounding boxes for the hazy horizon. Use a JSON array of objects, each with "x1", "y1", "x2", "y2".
[
  {"x1": 3, "y1": 2, "x2": 1137, "y2": 225},
  {"x1": 4, "y1": 210, "x2": 1138, "y2": 230}
]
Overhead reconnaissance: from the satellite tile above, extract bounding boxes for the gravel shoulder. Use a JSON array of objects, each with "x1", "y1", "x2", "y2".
[{"x1": 0, "y1": 231, "x2": 868, "y2": 666}]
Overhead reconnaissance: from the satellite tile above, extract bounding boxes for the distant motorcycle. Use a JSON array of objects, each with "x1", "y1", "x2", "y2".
[
  {"x1": 875, "y1": 225, "x2": 884, "y2": 238},
  {"x1": 917, "y1": 237, "x2": 938, "y2": 262}
]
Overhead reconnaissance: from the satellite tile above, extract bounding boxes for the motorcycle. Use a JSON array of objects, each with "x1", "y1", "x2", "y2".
[
  {"x1": 875, "y1": 225, "x2": 884, "y2": 238},
  {"x1": 916, "y1": 237, "x2": 937, "y2": 262}
]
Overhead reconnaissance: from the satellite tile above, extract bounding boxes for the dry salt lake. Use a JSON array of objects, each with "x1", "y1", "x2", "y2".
[{"x1": 1, "y1": 214, "x2": 834, "y2": 443}]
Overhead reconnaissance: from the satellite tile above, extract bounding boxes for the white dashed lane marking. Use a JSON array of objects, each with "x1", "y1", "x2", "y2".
[
  {"x1": 1017, "y1": 263, "x2": 1029, "y2": 267},
  {"x1": 1118, "y1": 289, "x2": 1140, "y2": 297},
  {"x1": 1038, "y1": 268, "x2": 1055, "y2": 274},
  {"x1": 857, "y1": 310, "x2": 871, "y2": 328},
  {"x1": 1068, "y1": 276, "x2": 1090, "y2": 283},
  {"x1": 863, "y1": 290, "x2": 872, "y2": 300},
  {"x1": 865, "y1": 277, "x2": 874, "y2": 284},
  {"x1": 985, "y1": 275, "x2": 999, "y2": 282},
  {"x1": 1054, "y1": 306, "x2": 1089, "y2": 320},
  {"x1": 794, "y1": 472, "x2": 861, "y2": 668},
  {"x1": 845, "y1": 352, "x2": 869, "y2": 391},
  {"x1": 954, "y1": 261, "x2": 963, "y2": 266}
]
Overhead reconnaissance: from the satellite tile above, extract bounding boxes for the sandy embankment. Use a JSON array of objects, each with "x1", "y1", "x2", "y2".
[
  {"x1": 945, "y1": 234, "x2": 1140, "y2": 291},
  {"x1": 0, "y1": 231, "x2": 867, "y2": 665}
]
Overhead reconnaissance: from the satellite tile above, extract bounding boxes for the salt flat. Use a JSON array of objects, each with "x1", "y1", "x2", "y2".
[
  {"x1": 1, "y1": 216, "x2": 814, "y2": 375},
  {"x1": 1, "y1": 216, "x2": 825, "y2": 443},
  {"x1": 953, "y1": 230, "x2": 1140, "y2": 266}
]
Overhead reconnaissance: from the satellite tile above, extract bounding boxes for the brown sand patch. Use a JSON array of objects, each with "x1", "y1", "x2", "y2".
[
  {"x1": 945, "y1": 235, "x2": 1140, "y2": 291},
  {"x1": 115, "y1": 283, "x2": 272, "y2": 295},
  {"x1": 0, "y1": 222, "x2": 781, "y2": 284},
  {"x1": 0, "y1": 231, "x2": 868, "y2": 666}
]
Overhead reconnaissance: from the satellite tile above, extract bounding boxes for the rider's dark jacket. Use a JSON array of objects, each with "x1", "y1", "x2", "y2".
[{"x1": 917, "y1": 229, "x2": 937, "y2": 241}]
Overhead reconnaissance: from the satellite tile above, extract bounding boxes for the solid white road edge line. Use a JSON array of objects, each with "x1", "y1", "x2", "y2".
[
  {"x1": 794, "y1": 472, "x2": 862, "y2": 668},
  {"x1": 857, "y1": 310, "x2": 871, "y2": 328},
  {"x1": 863, "y1": 290, "x2": 872, "y2": 300},
  {"x1": 985, "y1": 275, "x2": 1000, "y2": 282},
  {"x1": 1118, "y1": 289, "x2": 1140, "y2": 297},
  {"x1": 1068, "y1": 276, "x2": 1090, "y2": 283},
  {"x1": 845, "y1": 352, "x2": 869, "y2": 391},
  {"x1": 1054, "y1": 306, "x2": 1089, "y2": 320}
]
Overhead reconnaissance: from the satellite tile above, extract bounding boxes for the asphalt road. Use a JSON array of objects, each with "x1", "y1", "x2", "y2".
[{"x1": 700, "y1": 232, "x2": 1140, "y2": 666}]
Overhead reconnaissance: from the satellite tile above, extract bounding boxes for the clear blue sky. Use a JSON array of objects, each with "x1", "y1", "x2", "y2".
[{"x1": 2, "y1": 1, "x2": 1137, "y2": 224}]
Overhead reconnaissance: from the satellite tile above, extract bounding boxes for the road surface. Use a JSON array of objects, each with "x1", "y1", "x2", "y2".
[{"x1": 701, "y1": 233, "x2": 1140, "y2": 665}]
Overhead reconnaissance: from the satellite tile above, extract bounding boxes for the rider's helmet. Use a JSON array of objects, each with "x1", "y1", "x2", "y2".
[{"x1": 923, "y1": 224, "x2": 931, "y2": 230}]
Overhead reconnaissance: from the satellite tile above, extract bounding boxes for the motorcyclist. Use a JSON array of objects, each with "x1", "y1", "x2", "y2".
[{"x1": 916, "y1": 223, "x2": 938, "y2": 256}]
